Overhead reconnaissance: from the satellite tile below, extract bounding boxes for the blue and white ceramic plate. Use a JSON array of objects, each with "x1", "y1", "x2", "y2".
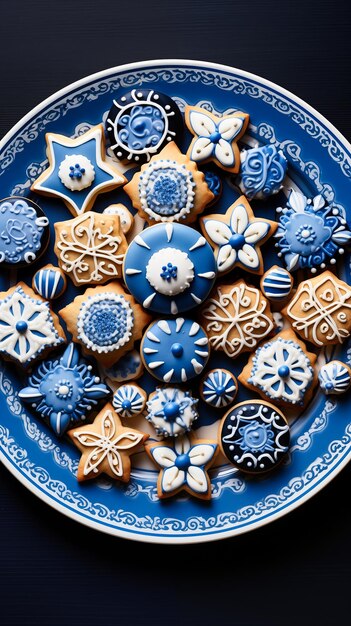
[{"x1": 1, "y1": 60, "x2": 351, "y2": 544}]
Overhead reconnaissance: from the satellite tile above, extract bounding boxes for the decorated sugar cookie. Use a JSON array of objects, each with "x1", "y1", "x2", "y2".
[
  {"x1": 123, "y1": 222, "x2": 216, "y2": 314},
  {"x1": 200, "y1": 196, "x2": 277, "y2": 275},
  {"x1": 59, "y1": 281, "x2": 151, "y2": 367},
  {"x1": 0, "y1": 197, "x2": 49, "y2": 267},
  {"x1": 200, "y1": 281, "x2": 275, "y2": 358},
  {"x1": 106, "y1": 89, "x2": 183, "y2": 164},
  {"x1": 282, "y1": 270, "x2": 351, "y2": 346},
  {"x1": 103, "y1": 204, "x2": 134, "y2": 234},
  {"x1": 141, "y1": 317, "x2": 210, "y2": 383},
  {"x1": 32, "y1": 264, "x2": 67, "y2": 300},
  {"x1": 146, "y1": 387, "x2": 199, "y2": 437},
  {"x1": 19, "y1": 343, "x2": 110, "y2": 436},
  {"x1": 112, "y1": 383, "x2": 147, "y2": 418},
  {"x1": 275, "y1": 190, "x2": 351, "y2": 272},
  {"x1": 237, "y1": 144, "x2": 287, "y2": 200},
  {"x1": 260, "y1": 265, "x2": 293, "y2": 303},
  {"x1": 146, "y1": 433, "x2": 218, "y2": 500},
  {"x1": 200, "y1": 368, "x2": 237, "y2": 409},
  {"x1": 239, "y1": 329, "x2": 317, "y2": 407},
  {"x1": 184, "y1": 105, "x2": 249, "y2": 173},
  {"x1": 31, "y1": 125, "x2": 126, "y2": 217},
  {"x1": 123, "y1": 141, "x2": 214, "y2": 225},
  {"x1": 0, "y1": 282, "x2": 65, "y2": 367},
  {"x1": 54, "y1": 211, "x2": 128, "y2": 286},
  {"x1": 318, "y1": 360, "x2": 351, "y2": 395},
  {"x1": 68, "y1": 402, "x2": 149, "y2": 482},
  {"x1": 219, "y1": 400, "x2": 290, "y2": 474}
]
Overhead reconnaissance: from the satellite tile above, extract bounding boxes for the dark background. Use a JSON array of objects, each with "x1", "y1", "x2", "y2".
[{"x1": 1, "y1": 0, "x2": 351, "y2": 624}]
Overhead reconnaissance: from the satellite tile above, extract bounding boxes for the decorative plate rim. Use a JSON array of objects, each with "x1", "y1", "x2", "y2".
[{"x1": 1, "y1": 58, "x2": 351, "y2": 544}]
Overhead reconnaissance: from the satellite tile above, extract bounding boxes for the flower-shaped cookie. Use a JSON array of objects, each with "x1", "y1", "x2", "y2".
[
  {"x1": 59, "y1": 281, "x2": 151, "y2": 367},
  {"x1": 54, "y1": 211, "x2": 128, "y2": 286},
  {"x1": 275, "y1": 190, "x2": 351, "y2": 272},
  {"x1": 146, "y1": 433, "x2": 218, "y2": 500},
  {"x1": 146, "y1": 387, "x2": 199, "y2": 437},
  {"x1": 200, "y1": 281, "x2": 275, "y2": 358},
  {"x1": 31, "y1": 125, "x2": 126, "y2": 217},
  {"x1": 68, "y1": 402, "x2": 149, "y2": 482},
  {"x1": 200, "y1": 196, "x2": 277, "y2": 275},
  {"x1": 0, "y1": 282, "x2": 65, "y2": 367},
  {"x1": 282, "y1": 271, "x2": 351, "y2": 346},
  {"x1": 185, "y1": 106, "x2": 249, "y2": 173},
  {"x1": 123, "y1": 141, "x2": 214, "y2": 224},
  {"x1": 19, "y1": 343, "x2": 110, "y2": 436}
]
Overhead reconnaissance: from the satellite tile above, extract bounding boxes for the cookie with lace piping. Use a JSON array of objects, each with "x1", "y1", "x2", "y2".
[
  {"x1": 123, "y1": 141, "x2": 214, "y2": 225},
  {"x1": 239, "y1": 329, "x2": 317, "y2": 408},
  {"x1": 59, "y1": 281, "x2": 151, "y2": 367},
  {"x1": 146, "y1": 386, "x2": 199, "y2": 437},
  {"x1": 54, "y1": 211, "x2": 128, "y2": 286},
  {"x1": 0, "y1": 196, "x2": 50, "y2": 268},
  {"x1": 68, "y1": 402, "x2": 149, "y2": 482},
  {"x1": 146, "y1": 432, "x2": 218, "y2": 500}
]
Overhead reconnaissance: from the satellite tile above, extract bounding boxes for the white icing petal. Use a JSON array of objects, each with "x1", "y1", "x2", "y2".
[
  {"x1": 243, "y1": 221, "x2": 270, "y2": 244},
  {"x1": 186, "y1": 466, "x2": 208, "y2": 493},
  {"x1": 204, "y1": 220, "x2": 231, "y2": 245},
  {"x1": 175, "y1": 435, "x2": 191, "y2": 456},
  {"x1": 151, "y1": 446, "x2": 177, "y2": 468},
  {"x1": 238, "y1": 244, "x2": 260, "y2": 269},
  {"x1": 189, "y1": 444, "x2": 216, "y2": 466},
  {"x1": 218, "y1": 116, "x2": 244, "y2": 141},
  {"x1": 191, "y1": 136, "x2": 214, "y2": 161},
  {"x1": 188, "y1": 110, "x2": 216, "y2": 137},
  {"x1": 230, "y1": 203, "x2": 249, "y2": 234},
  {"x1": 214, "y1": 139, "x2": 235, "y2": 167},
  {"x1": 162, "y1": 466, "x2": 185, "y2": 492},
  {"x1": 217, "y1": 244, "x2": 236, "y2": 272}
]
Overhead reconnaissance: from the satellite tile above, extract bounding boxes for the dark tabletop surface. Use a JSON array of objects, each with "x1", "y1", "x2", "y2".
[{"x1": 1, "y1": 1, "x2": 350, "y2": 624}]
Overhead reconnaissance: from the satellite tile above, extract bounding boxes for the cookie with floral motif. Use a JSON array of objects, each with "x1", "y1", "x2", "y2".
[
  {"x1": 146, "y1": 432, "x2": 218, "y2": 500},
  {"x1": 59, "y1": 281, "x2": 151, "y2": 367},
  {"x1": 0, "y1": 282, "x2": 65, "y2": 368},
  {"x1": 200, "y1": 196, "x2": 277, "y2": 275},
  {"x1": 123, "y1": 141, "x2": 214, "y2": 225},
  {"x1": 68, "y1": 402, "x2": 149, "y2": 482},
  {"x1": 239, "y1": 329, "x2": 318, "y2": 408},
  {"x1": 54, "y1": 211, "x2": 128, "y2": 286}
]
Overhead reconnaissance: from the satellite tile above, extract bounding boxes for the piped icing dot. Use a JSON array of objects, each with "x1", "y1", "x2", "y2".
[
  {"x1": 146, "y1": 387, "x2": 198, "y2": 437},
  {"x1": 229, "y1": 233, "x2": 246, "y2": 250},
  {"x1": 58, "y1": 154, "x2": 95, "y2": 191},
  {"x1": 277, "y1": 365, "x2": 290, "y2": 379},
  {"x1": 171, "y1": 343, "x2": 183, "y2": 358},
  {"x1": 16, "y1": 320, "x2": 28, "y2": 334},
  {"x1": 174, "y1": 453, "x2": 191, "y2": 470},
  {"x1": 163, "y1": 401, "x2": 180, "y2": 420}
]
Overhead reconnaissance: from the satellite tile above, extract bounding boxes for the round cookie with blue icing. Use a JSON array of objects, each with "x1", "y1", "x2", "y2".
[
  {"x1": 318, "y1": 360, "x2": 351, "y2": 395},
  {"x1": 123, "y1": 222, "x2": 216, "y2": 314},
  {"x1": 237, "y1": 145, "x2": 287, "y2": 200},
  {"x1": 260, "y1": 265, "x2": 293, "y2": 303},
  {"x1": 112, "y1": 383, "x2": 147, "y2": 418},
  {"x1": 200, "y1": 368, "x2": 237, "y2": 408},
  {"x1": 19, "y1": 343, "x2": 110, "y2": 436},
  {"x1": 106, "y1": 89, "x2": 183, "y2": 164},
  {"x1": 219, "y1": 400, "x2": 290, "y2": 474},
  {"x1": 146, "y1": 387, "x2": 199, "y2": 437},
  {"x1": 275, "y1": 190, "x2": 351, "y2": 272},
  {"x1": 0, "y1": 197, "x2": 49, "y2": 267},
  {"x1": 32, "y1": 264, "x2": 67, "y2": 300},
  {"x1": 141, "y1": 317, "x2": 210, "y2": 383}
]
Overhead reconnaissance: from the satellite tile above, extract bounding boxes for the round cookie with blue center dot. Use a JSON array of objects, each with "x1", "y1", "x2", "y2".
[
  {"x1": 106, "y1": 89, "x2": 183, "y2": 165},
  {"x1": 112, "y1": 383, "x2": 147, "y2": 418},
  {"x1": 219, "y1": 400, "x2": 290, "y2": 474},
  {"x1": 200, "y1": 368, "x2": 237, "y2": 408},
  {"x1": 141, "y1": 317, "x2": 210, "y2": 383},
  {"x1": 0, "y1": 196, "x2": 49, "y2": 267},
  {"x1": 318, "y1": 360, "x2": 351, "y2": 395},
  {"x1": 123, "y1": 222, "x2": 216, "y2": 315},
  {"x1": 146, "y1": 387, "x2": 198, "y2": 437}
]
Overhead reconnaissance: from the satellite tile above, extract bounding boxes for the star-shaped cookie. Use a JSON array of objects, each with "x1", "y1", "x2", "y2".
[
  {"x1": 31, "y1": 124, "x2": 126, "y2": 216},
  {"x1": 68, "y1": 402, "x2": 149, "y2": 482}
]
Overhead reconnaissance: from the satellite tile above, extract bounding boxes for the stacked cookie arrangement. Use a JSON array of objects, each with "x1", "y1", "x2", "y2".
[{"x1": 1, "y1": 88, "x2": 351, "y2": 501}]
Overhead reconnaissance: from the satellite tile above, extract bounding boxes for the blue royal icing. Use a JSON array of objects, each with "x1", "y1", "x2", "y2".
[
  {"x1": 123, "y1": 223, "x2": 216, "y2": 314},
  {"x1": 104, "y1": 349, "x2": 143, "y2": 382},
  {"x1": 112, "y1": 384, "x2": 146, "y2": 418},
  {"x1": 19, "y1": 343, "x2": 110, "y2": 435},
  {"x1": 201, "y1": 369, "x2": 237, "y2": 408},
  {"x1": 77, "y1": 293, "x2": 134, "y2": 354},
  {"x1": 33, "y1": 266, "x2": 66, "y2": 300},
  {"x1": 203, "y1": 169, "x2": 222, "y2": 200},
  {"x1": 261, "y1": 266, "x2": 293, "y2": 302},
  {"x1": 0, "y1": 197, "x2": 49, "y2": 265},
  {"x1": 220, "y1": 401, "x2": 290, "y2": 473},
  {"x1": 275, "y1": 190, "x2": 351, "y2": 272},
  {"x1": 237, "y1": 145, "x2": 287, "y2": 200},
  {"x1": 318, "y1": 360, "x2": 351, "y2": 395},
  {"x1": 146, "y1": 387, "x2": 198, "y2": 437},
  {"x1": 139, "y1": 161, "x2": 195, "y2": 219},
  {"x1": 142, "y1": 317, "x2": 209, "y2": 383}
]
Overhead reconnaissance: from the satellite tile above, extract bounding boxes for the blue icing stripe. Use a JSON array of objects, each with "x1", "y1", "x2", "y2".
[
  {"x1": 261, "y1": 266, "x2": 293, "y2": 301},
  {"x1": 33, "y1": 266, "x2": 66, "y2": 300},
  {"x1": 201, "y1": 368, "x2": 237, "y2": 408},
  {"x1": 141, "y1": 317, "x2": 209, "y2": 383},
  {"x1": 123, "y1": 222, "x2": 216, "y2": 314},
  {"x1": 0, "y1": 197, "x2": 49, "y2": 265}
]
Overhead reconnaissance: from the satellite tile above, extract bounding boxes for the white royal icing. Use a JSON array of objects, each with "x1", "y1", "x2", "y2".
[
  {"x1": 318, "y1": 360, "x2": 351, "y2": 395},
  {"x1": 58, "y1": 154, "x2": 95, "y2": 191},
  {"x1": 77, "y1": 292, "x2": 134, "y2": 354},
  {"x1": 139, "y1": 160, "x2": 195, "y2": 223},
  {"x1": 103, "y1": 204, "x2": 133, "y2": 234},
  {"x1": 188, "y1": 109, "x2": 244, "y2": 167},
  {"x1": 145, "y1": 247, "x2": 194, "y2": 296}
]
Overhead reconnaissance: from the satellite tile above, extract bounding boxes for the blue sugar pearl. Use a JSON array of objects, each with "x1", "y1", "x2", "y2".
[
  {"x1": 175, "y1": 453, "x2": 191, "y2": 470},
  {"x1": 171, "y1": 343, "x2": 184, "y2": 358},
  {"x1": 325, "y1": 382, "x2": 334, "y2": 391},
  {"x1": 209, "y1": 131, "x2": 222, "y2": 144},
  {"x1": 229, "y1": 233, "x2": 245, "y2": 250},
  {"x1": 16, "y1": 321, "x2": 28, "y2": 334},
  {"x1": 278, "y1": 365, "x2": 290, "y2": 379},
  {"x1": 216, "y1": 385, "x2": 226, "y2": 396},
  {"x1": 163, "y1": 401, "x2": 180, "y2": 421},
  {"x1": 122, "y1": 399, "x2": 132, "y2": 410}
]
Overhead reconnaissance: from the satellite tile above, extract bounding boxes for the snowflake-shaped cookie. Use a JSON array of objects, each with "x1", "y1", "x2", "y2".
[{"x1": 146, "y1": 387, "x2": 199, "y2": 437}]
